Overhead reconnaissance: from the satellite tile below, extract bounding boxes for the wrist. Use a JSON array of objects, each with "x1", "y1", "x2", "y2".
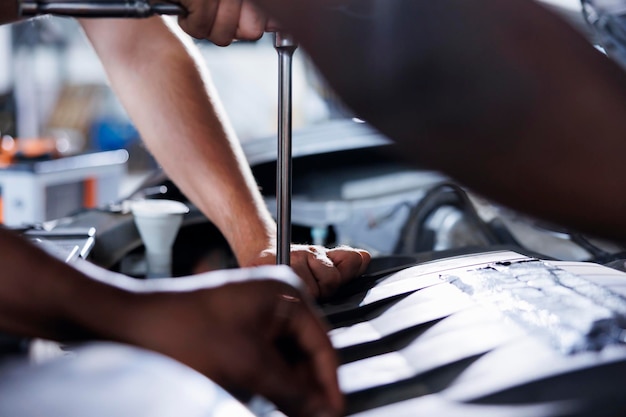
[
  {"x1": 108, "y1": 290, "x2": 214, "y2": 369},
  {"x1": 230, "y1": 216, "x2": 277, "y2": 268},
  {"x1": 59, "y1": 278, "x2": 143, "y2": 343}
]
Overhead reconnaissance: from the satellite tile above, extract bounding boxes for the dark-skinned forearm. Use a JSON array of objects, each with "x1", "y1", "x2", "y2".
[
  {"x1": 0, "y1": 227, "x2": 137, "y2": 342},
  {"x1": 0, "y1": 0, "x2": 19, "y2": 25},
  {"x1": 254, "y1": 0, "x2": 626, "y2": 241}
]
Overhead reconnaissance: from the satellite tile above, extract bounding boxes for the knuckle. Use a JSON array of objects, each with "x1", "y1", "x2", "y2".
[
  {"x1": 292, "y1": 251, "x2": 308, "y2": 263},
  {"x1": 250, "y1": 28, "x2": 265, "y2": 41},
  {"x1": 240, "y1": 26, "x2": 264, "y2": 41},
  {"x1": 189, "y1": 26, "x2": 210, "y2": 40},
  {"x1": 211, "y1": 35, "x2": 232, "y2": 46}
]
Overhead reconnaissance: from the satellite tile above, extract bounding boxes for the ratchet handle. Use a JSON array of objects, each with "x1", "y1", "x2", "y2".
[{"x1": 19, "y1": 1, "x2": 187, "y2": 18}]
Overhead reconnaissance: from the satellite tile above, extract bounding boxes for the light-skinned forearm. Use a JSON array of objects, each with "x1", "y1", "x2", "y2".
[
  {"x1": 80, "y1": 17, "x2": 277, "y2": 266},
  {"x1": 253, "y1": 0, "x2": 626, "y2": 241}
]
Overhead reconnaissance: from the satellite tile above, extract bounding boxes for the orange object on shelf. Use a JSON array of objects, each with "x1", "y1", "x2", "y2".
[
  {"x1": 16, "y1": 138, "x2": 59, "y2": 159},
  {"x1": 83, "y1": 177, "x2": 97, "y2": 209},
  {"x1": 0, "y1": 137, "x2": 59, "y2": 166},
  {"x1": 0, "y1": 136, "x2": 17, "y2": 167}
]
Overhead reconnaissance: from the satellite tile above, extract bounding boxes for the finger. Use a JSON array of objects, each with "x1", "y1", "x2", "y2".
[
  {"x1": 286, "y1": 301, "x2": 344, "y2": 416},
  {"x1": 306, "y1": 247, "x2": 342, "y2": 299},
  {"x1": 252, "y1": 289, "x2": 342, "y2": 417},
  {"x1": 209, "y1": 0, "x2": 243, "y2": 46},
  {"x1": 178, "y1": 0, "x2": 219, "y2": 40},
  {"x1": 290, "y1": 250, "x2": 321, "y2": 298},
  {"x1": 234, "y1": 0, "x2": 266, "y2": 41},
  {"x1": 327, "y1": 247, "x2": 371, "y2": 281},
  {"x1": 254, "y1": 343, "x2": 340, "y2": 417},
  {"x1": 357, "y1": 249, "x2": 371, "y2": 276}
]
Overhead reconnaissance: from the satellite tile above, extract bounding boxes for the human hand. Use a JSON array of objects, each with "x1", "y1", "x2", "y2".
[
  {"x1": 129, "y1": 279, "x2": 343, "y2": 417},
  {"x1": 176, "y1": 0, "x2": 276, "y2": 45},
  {"x1": 248, "y1": 245, "x2": 371, "y2": 299}
]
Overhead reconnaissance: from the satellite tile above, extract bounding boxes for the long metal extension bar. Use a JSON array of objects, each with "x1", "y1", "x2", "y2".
[{"x1": 274, "y1": 33, "x2": 297, "y2": 266}]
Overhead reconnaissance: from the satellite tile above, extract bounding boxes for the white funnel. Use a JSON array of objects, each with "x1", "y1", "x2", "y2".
[{"x1": 131, "y1": 199, "x2": 189, "y2": 278}]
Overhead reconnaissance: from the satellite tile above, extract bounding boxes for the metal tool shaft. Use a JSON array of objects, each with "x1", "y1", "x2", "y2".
[
  {"x1": 274, "y1": 33, "x2": 297, "y2": 266},
  {"x1": 19, "y1": 1, "x2": 186, "y2": 18}
]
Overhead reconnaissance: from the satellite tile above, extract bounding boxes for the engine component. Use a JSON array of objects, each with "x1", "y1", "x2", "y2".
[{"x1": 322, "y1": 249, "x2": 626, "y2": 416}]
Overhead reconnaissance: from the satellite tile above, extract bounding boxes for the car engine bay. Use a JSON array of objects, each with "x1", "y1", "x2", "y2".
[{"x1": 13, "y1": 117, "x2": 626, "y2": 416}]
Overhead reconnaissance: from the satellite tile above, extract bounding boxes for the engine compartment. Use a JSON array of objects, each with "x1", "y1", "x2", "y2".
[{"x1": 19, "y1": 118, "x2": 626, "y2": 416}]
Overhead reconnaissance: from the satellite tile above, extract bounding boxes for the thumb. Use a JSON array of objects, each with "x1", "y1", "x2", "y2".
[{"x1": 253, "y1": 347, "x2": 341, "y2": 417}]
